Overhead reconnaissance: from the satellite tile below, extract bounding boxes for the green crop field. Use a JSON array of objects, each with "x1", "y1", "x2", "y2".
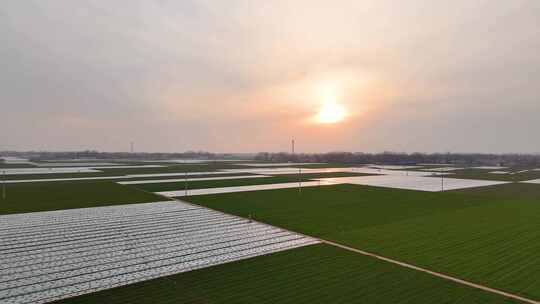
[
  {"x1": 3, "y1": 172, "x2": 117, "y2": 180},
  {"x1": 3, "y1": 171, "x2": 255, "y2": 181},
  {"x1": 0, "y1": 181, "x2": 166, "y2": 214},
  {"x1": 186, "y1": 183, "x2": 540, "y2": 300},
  {"x1": 131, "y1": 176, "x2": 314, "y2": 192},
  {"x1": 452, "y1": 182, "x2": 540, "y2": 200},
  {"x1": 386, "y1": 166, "x2": 540, "y2": 182},
  {"x1": 130, "y1": 172, "x2": 377, "y2": 192},
  {"x1": 440, "y1": 169, "x2": 540, "y2": 181},
  {"x1": 1, "y1": 164, "x2": 244, "y2": 180},
  {"x1": 0, "y1": 163, "x2": 37, "y2": 168},
  {"x1": 187, "y1": 184, "x2": 489, "y2": 236},
  {"x1": 53, "y1": 244, "x2": 518, "y2": 304},
  {"x1": 115, "y1": 172, "x2": 257, "y2": 182},
  {"x1": 98, "y1": 164, "x2": 245, "y2": 175}
]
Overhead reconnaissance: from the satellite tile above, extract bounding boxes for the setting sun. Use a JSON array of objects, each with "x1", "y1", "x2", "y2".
[
  {"x1": 314, "y1": 80, "x2": 347, "y2": 124},
  {"x1": 317, "y1": 101, "x2": 346, "y2": 124}
]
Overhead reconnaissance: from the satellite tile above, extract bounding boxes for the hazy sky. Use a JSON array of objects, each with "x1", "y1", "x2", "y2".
[{"x1": 1, "y1": 1, "x2": 539, "y2": 153}]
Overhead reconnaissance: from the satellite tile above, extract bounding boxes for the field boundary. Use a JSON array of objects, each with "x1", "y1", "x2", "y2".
[
  {"x1": 146, "y1": 189, "x2": 539, "y2": 304},
  {"x1": 322, "y1": 240, "x2": 539, "y2": 304}
]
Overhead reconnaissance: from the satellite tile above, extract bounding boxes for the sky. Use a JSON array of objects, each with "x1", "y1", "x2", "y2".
[{"x1": 1, "y1": 0, "x2": 539, "y2": 153}]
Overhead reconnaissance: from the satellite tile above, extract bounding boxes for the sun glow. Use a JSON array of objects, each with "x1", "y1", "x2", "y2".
[
  {"x1": 312, "y1": 80, "x2": 349, "y2": 124},
  {"x1": 317, "y1": 101, "x2": 346, "y2": 124}
]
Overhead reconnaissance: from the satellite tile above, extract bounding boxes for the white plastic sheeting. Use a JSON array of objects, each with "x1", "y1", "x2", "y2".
[
  {"x1": 471, "y1": 166, "x2": 508, "y2": 170},
  {"x1": 117, "y1": 175, "x2": 269, "y2": 185},
  {"x1": 158, "y1": 175, "x2": 509, "y2": 196},
  {"x1": 367, "y1": 165, "x2": 422, "y2": 170},
  {"x1": 221, "y1": 167, "x2": 361, "y2": 175},
  {"x1": 158, "y1": 181, "x2": 334, "y2": 197},
  {"x1": 4, "y1": 167, "x2": 378, "y2": 183},
  {"x1": 221, "y1": 167, "x2": 316, "y2": 174},
  {"x1": 348, "y1": 168, "x2": 450, "y2": 177},
  {"x1": 316, "y1": 175, "x2": 509, "y2": 192},
  {"x1": 0, "y1": 157, "x2": 33, "y2": 165},
  {"x1": 489, "y1": 171, "x2": 510, "y2": 174},
  {"x1": 126, "y1": 172, "x2": 239, "y2": 178},
  {"x1": 4, "y1": 172, "x2": 252, "y2": 184},
  {"x1": 237, "y1": 163, "x2": 325, "y2": 167},
  {"x1": 34, "y1": 163, "x2": 125, "y2": 167},
  {"x1": 143, "y1": 159, "x2": 245, "y2": 163},
  {"x1": 0, "y1": 165, "x2": 164, "y2": 176},
  {"x1": 58, "y1": 165, "x2": 164, "y2": 169},
  {"x1": 420, "y1": 167, "x2": 463, "y2": 172},
  {"x1": 0, "y1": 168, "x2": 102, "y2": 175},
  {"x1": 4, "y1": 176, "x2": 128, "y2": 184},
  {"x1": 221, "y1": 167, "x2": 449, "y2": 177},
  {"x1": 522, "y1": 179, "x2": 540, "y2": 184},
  {"x1": 0, "y1": 201, "x2": 318, "y2": 304}
]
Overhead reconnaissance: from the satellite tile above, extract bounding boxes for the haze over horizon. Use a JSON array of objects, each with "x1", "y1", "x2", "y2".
[{"x1": 2, "y1": 1, "x2": 539, "y2": 153}]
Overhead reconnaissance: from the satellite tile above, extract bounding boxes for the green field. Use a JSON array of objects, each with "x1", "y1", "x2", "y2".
[
  {"x1": 130, "y1": 173, "x2": 375, "y2": 192},
  {"x1": 54, "y1": 244, "x2": 518, "y2": 304},
  {"x1": 2, "y1": 171, "x2": 248, "y2": 182},
  {"x1": 453, "y1": 182, "x2": 540, "y2": 200},
  {"x1": 115, "y1": 172, "x2": 257, "y2": 181},
  {"x1": 441, "y1": 169, "x2": 540, "y2": 182},
  {"x1": 186, "y1": 183, "x2": 540, "y2": 300},
  {"x1": 387, "y1": 166, "x2": 540, "y2": 182},
  {"x1": 0, "y1": 181, "x2": 166, "y2": 214},
  {"x1": 99, "y1": 164, "x2": 245, "y2": 175},
  {"x1": 2, "y1": 164, "x2": 249, "y2": 180},
  {"x1": 3, "y1": 163, "x2": 539, "y2": 302},
  {"x1": 0, "y1": 163, "x2": 37, "y2": 168},
  {"x1": 3, "y1": 171, "x2": 257, "y2": 181},
  {"x1": 131, "y1": 176, "x2": 314, "y2": 192},
  {"x1": 3, "y1": 172, "x2": 118, "y2": 180}
]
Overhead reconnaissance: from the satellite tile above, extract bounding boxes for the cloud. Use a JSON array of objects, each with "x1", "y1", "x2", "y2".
[{"x1": 1, "y1": 0, "x2": 539, "y2": 153}]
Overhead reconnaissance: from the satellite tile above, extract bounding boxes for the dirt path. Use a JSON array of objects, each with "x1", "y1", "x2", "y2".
[{"x1": 323, "y1": 240, "x2": 539, "y2": 304}]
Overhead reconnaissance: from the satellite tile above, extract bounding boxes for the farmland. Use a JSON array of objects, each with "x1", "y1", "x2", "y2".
[
  {"x1": 131, "y1": 176, "x2": 312, "y2": 192},
  {"x1": 0, "y1": 181, "x2": 165, "y2": 215},
  {"x1": 0, "y1": 163, "x2": 36, "y2": 168},
  {"x1": 1, "y1": 165, "x2": 230, "y2": 180},
  {"x1": 453, "y1": 182, "x2": 540, "y2": 200},
  {"x1": 98, "y1": 163, "x2": 246, "y2": 175},
  {"x1": 440, "y1": 169, "x2": 540, "y2": 182},
  {"x1": 5, "y1": 0, "x2": 540, "y2": 301},
  {"x1": 2, "y1": 169, "x2": 256, "y2": 182},
  {"x1": 0, "y1": 201, "x2": 317, "y2": 303},
  {"x1": 54, "y1": 244, "x2": 518, "y2": 304},
  {"x1": 3, "y1": 161, "x2": 540, "y2": 303},
  {"x1": 186, "y1": 183, "x2": 540, "y2": 300},
  {"x1": 268, "y1": 171, "x2": 376, "y2": 179}
]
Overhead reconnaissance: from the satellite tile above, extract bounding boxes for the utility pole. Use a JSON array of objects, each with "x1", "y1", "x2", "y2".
[
  {"x1": 291, "y1": 138, "x2": 295, "y2": 154},
  {"x1": 130, "y1": 142, "x2": 134, "y2": 154},
  {"x1": 184, "y1": 171, "x2": 188, "y2": 197},
  {"x1": 298, "y1": 167, "x2": 302, "y2": 194},
  {"x1": 2, "y1": 170, "x2": 6, "y2": 200},
  {"x1": 440, "y1": 168, "x2": 444, "y2": 192}
]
